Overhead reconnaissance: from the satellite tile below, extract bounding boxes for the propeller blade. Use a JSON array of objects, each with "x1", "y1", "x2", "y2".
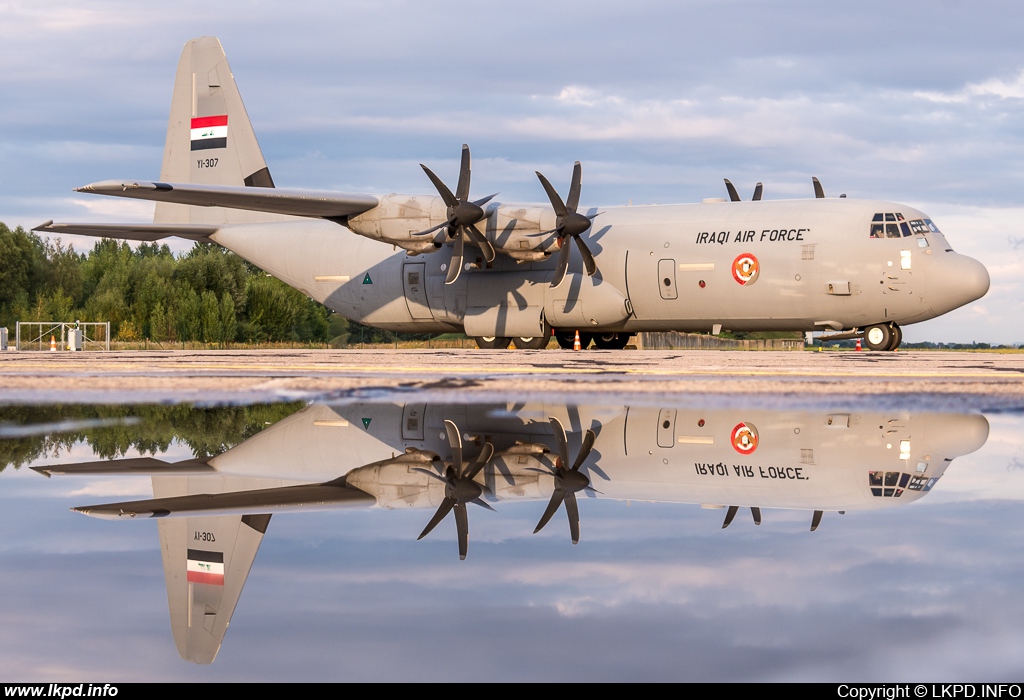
[
  {"x1": 536, "y1": 171, "x2": 568, "y2": 218},
  {"x1": 548, "y1": 417, "x2": 569, "y2": 468},
  {"x1": 456, "y1": 144, "x2": 472, "y2": 202},
  {"x1": 466, "y1": 224, "x2": 495, "y2": 263},
  {"x1": 445, "y1": 234, "x2": 464, "y2": 285},
  {"x1": 472, "y1": 193, "x2": 498, "y2": 207},
  {"x1": 421, "y1": 164, "x2": 458, "y2": 208},
  {"x1": 724, "y1": 178, "x2": 741, "y2": 202},
  {"x1": 444, "y1": 420, "x2": 463, "y2": 474},
  {"x1": 810, "y1": 510, "x2": 823, "y2": 531},
  {"x1": 571, "y1": 429, "x2": 596, "y2": 471},
  {"x1": 722, "y1": 505, "x2": 739, "y2": 529},
  {"x1": 412, "y1": 220, "x2": 451, "y2": 237},
  {"x1": 751, "y1": 506, "x2": 762, "y2": 525},
  {"x1": 418, "y1": 497, "x2": 456, "y2": 540},
  {"x1": 465, "y1": 442, "x2": 495, "y2": 481},
  {"x1": 565, "y1": 161, "x2": 582, "y2": 213},
  {"x1": 412, "y1": 467, "x2": 448, "y2": 483},
  {"x1": 812, "y1": 177, "x2": 825, "y2": 199},
  {"x1": 534, "y1": 489, "x2": 566, "y2": 534},
  {"x1": 575, "y1": 237, "x2": 597, "y2": 277},
  {"x1": 470, "y1": 497, "x2": 496, "y2": 511},
  {"x1": 752, "y1": 182, "x2": 763, "y2": 201},
  {"x1": 550, "y1": 243, "x2": 570, "y2": 288},
  {"x1": 564, "y1": 490, "x2": 581, "y2": 544},
  {"x1": 454, "y1": 501, "x2": 469, "y2": 560}
]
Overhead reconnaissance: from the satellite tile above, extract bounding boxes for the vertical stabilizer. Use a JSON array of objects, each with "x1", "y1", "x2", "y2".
[
  {"x1": 155, "y1": 475, "x2": 272, "y2": 664},
  {"x1": 155, "y1": 36, "x2": 281, "y2": 225}
]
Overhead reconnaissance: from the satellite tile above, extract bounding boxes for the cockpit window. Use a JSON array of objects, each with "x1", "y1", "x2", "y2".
[
  {"x1": 909, "y1": 219, "x2": 929, "y2": 234},
  {"x1": 924, "y1": 219, "x2": 941, "y2": 233},
  {"x1": 869, "y1": 470, "x2": 921, "y2": 498},
  {"x1": 871, "y1": 213, "x2": 919, "y2": 238}
]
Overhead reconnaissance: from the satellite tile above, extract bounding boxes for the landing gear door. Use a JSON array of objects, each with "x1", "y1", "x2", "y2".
[{"x1": 403, "y1": 262, "x2": 432, "y2": 320}]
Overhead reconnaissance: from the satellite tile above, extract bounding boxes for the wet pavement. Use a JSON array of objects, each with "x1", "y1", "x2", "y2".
[{"x1": 1, "y1": 350, "x2": 1023, "y2": 681}]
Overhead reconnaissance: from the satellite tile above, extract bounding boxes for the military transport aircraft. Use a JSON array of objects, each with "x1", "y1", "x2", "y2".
[
  {"x1": 39, "y1": 399, "x2": 989, "y2": 663},
  {"x1": 35, "y1": 37, "x2": 990, "y2": 350}
]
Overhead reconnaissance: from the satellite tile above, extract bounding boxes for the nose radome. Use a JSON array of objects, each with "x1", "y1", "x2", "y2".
[{"x1": 955, "y1": 254, "x2": 990, "y2": 303}]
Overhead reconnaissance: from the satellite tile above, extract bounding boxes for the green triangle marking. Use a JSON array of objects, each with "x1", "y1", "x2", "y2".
[
  {"x1": 362, "y1": 273, "x2": 373, "y2": 284},
  {"x1": 361, "y1": 418, "x2": 372, "y2": 429}
]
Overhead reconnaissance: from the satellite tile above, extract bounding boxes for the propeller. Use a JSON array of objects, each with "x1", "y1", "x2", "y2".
[
  {"x1": 414, "y1": 144, "x2": 497, "y2": 285},
  {"x1": 724, "y1": 179, "x2": 763, "y2": 202},
  {"x1": 533, "y1": 417, "x2": 598, "y2": 544},
  {"x1": 416, "y1": 419, "x2": 495, "y2": 560},
  {"x1": 534, "y1": 162, "x2": 599, "y2": 288},
  {"x1": 721, "y1": 505, "x2": 762, "y2": 529}
]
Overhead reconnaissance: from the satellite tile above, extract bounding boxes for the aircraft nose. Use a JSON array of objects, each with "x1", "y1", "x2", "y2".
[
  {"x1": 930, "y1": 253, "x2": 990, "y2": 315},
  {"x1": 952, "y1": 254, "x2": 990, "y2": 303}
]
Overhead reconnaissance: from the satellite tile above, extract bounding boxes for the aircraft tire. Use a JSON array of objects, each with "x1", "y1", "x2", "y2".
[
  {"x1": 593, "y1": 333, "x2": 631, "y2": 350},
  {"x1": 554, "y1": 331, "x2": 593, "y2": 349},
  {"x1": 864, "y1": 324, "x2": 893, "y2": 351},
  {"x1": 512, "y1": 335, "x2": 550, "y2": 350},
  {"x1": 888, "y1": 324, "x2": 903, "y2": 351},
  {"x1": 474, "y1": 336, "x2": 511, "y2": 349}
]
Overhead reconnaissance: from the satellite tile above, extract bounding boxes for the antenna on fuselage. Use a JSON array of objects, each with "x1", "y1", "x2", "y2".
[
  {"x1": 812, "y1": 177, "x2": 825, "y2": 199},
  {"x1": 724, "y1": 179, "x2": 763, "y2": 202}
]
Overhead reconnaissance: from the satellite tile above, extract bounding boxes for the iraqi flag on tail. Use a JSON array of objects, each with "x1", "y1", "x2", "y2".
[
  {"x1": 190, "y1": 115, "x2": 228, "y2": 151},
  {"x1": 186, "y1": 549, "x2": 225, "y2": 585}
]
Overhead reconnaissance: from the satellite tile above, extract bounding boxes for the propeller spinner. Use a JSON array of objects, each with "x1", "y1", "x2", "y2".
[
  {"x1": 414, "y1": 144, "x2": 497, "y2": 284},
  {"x1": 535, "y1": 162, "x2": 599, "y2": 288}
]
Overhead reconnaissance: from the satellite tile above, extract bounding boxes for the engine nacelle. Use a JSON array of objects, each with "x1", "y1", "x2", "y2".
[{"x1": 346, "y1": 195, "x2": 563, "y2": 261}]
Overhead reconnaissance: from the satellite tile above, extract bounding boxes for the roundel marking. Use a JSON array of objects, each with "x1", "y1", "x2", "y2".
[
  {"x1": 732, "y1": 253, "x2": 759, "y2": 285},
  {"x1": 731, "y1": 422, "x2": 759, "y2": 455}
]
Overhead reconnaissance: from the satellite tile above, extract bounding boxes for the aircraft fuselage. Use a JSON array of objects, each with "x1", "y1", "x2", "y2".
[{"x1": 211, "y1": 197, "x2": 989, "y2": 338}]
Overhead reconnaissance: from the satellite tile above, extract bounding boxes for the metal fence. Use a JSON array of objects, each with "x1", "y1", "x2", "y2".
[
  {"x1": 15, "y1": 322, "x2": 111, "y2": 351},
  {"x1": 637, "y1": 331, "x2": 804, "y2": 351}
]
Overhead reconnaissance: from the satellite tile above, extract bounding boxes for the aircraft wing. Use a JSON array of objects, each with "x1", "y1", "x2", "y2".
[
  {"x1": 32, "y1": 456, "x2": 215, "y2": 477},
  {"x1": 73, "y1": 478, "x2": 376, "y2": 519},
  {"x1": 32, "y1": 221, "x2": 220, "y2": 242},
  {"x1": 74, "y1": 180, "x2": 380, "y2": 221}
]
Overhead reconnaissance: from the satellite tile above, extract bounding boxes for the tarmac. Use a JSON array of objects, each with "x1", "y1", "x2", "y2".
[{"x1": 1, "y1": 349, "x2": 1022, "y2": 409}]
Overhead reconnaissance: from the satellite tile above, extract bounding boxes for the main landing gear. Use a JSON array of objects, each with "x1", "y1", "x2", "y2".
[
  {"x1": 863, "y1": 323, "x2": 903, "y2": 351},
  {"x1": 554, "y1": 331, "x2": 632, "y2": 350}
]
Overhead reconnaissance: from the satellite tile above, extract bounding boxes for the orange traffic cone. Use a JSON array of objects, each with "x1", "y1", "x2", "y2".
[
  {"x1": 855, "y1": 338, "x2": 862, "y2": 351},
  {"x1": 49, "y1": 335, "x2": 57, "y2": 352},
  {"x1": 573, "y1": 330, "x2": 581, "y2": 351}
]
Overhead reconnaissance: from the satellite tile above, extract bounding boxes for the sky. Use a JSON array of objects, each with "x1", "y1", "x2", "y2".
[
  {"x1": 1, "y1": 0, "x2": 1022, "y2": 343},
  {"x1": 1, "y1": 401, "x2": 1023, "y2": 681}
]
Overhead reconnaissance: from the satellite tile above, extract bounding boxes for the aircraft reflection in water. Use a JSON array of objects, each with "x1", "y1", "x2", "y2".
[{"x1": 38, "y1": 402, "x2": 989, "y2": 664}]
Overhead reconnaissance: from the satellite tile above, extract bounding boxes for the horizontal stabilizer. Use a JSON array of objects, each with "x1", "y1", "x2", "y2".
[
  {"x1": 33, "y1": 221, "x2": 219, "y2": 242},
  {"x1": 33, "y1": 457, "x2": 214, "y2": 477},
  {"x1": 75, "y1": 180, "x2": 379, "y2": 221},
  {"x1": 74, "y1": 481, "x2": 375, "y2": 519}
]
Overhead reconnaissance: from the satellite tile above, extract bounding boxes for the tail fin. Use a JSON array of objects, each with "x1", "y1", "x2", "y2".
[
  {"x1": 155, "y1": 36, "x2": 277, "y2": 225},
  {"x1": 154, "y1": 474, "x2": 273, "y2": 665}
]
